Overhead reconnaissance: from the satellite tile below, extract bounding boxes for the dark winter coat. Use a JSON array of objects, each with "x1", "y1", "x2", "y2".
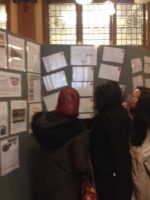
[
  {"x1": 90, "y1": 105, "x2": 133, "y2": 200},
  {"x1": 31, "y1": 111, "x2": 89, "y2": 200}
]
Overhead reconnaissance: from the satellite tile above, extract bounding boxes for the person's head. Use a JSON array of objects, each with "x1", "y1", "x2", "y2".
[
  {"x1": 126, "y1": 87, "x2": 141, "y2": 110},
  {"x1": 94, "y1": 81, "x2": 122, "y2": 112},
  {"x1": 130, "y1": 86, "x2": 150, "y2": 146},
  {"x1": 56, "y1": 87, "x2": 80, "y2": 117}
]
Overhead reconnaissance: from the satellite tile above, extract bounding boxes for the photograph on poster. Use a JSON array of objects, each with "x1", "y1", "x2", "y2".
[{"x1": 10, "y1": 100, "x2": 27, "y2": 135}]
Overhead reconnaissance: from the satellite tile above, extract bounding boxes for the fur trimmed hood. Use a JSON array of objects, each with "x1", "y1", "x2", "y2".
[{"x1": 31, "y1": 111, "x2": 84, "y2": 149}]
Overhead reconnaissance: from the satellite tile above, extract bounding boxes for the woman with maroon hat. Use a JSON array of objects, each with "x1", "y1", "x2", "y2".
[{"x1": 31, "y1": 87, "x2": 89, "y2": 200}]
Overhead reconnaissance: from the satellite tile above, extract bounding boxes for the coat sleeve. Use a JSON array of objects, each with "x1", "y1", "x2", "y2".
[
  {"x1": 106, "y1": 109, "x2": 133, "y2": 200},
  {"x1": 72, "y1": 131, "x2": 89, "y2": 175}
]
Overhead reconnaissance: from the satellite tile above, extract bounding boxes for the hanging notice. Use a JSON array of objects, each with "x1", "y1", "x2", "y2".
[
  {"x1": 10, "y1": 100, "x2": 27, "y2": 135},
  {"x1": 71, "y1": 45, "x2": 97, "y2": 66},
  {"x1": 102, "y1": 46, "x2": 125, "y2": 64},
  {"x1": 8, "y1": 34, "x2": 25, "y2": 71},
  {"x1": 42, "y1": 51, "x2": 68, "y2": 73},
  {"x1": 43, "y1": 92, "x2": 59, "y2": 111},
  {"x1": 131, "y1": 58, "x2": 142, "y2": 74},
  {"x1": 0, "y1": 31, "x2": 7, "y2": 69},
  {"x1": 43, "y1": 71, "x2": 68, "y2": 91},
  {"x1": 72, "y1": 67, "x2": 94, "y2": 81},
  {"x1": 0, "y1": 136, "x2": 19, "y2": 176},
  {"x1": 28, "y1": 73, "x2": 42, "y2": 103},
  {"x1": 27, "y1": 41, "x2": 41, "y2": 73},
  {"x1": 0, "y1": 102, "x2": 8, "y2": 138},
  {"x1": 29, "y1": 103, "x2": 42, "y2": 133},
  {"x1": 145, "y1": 78, "x2": 150, "y2": 88},
  {"x1": 79, "y1": 98, "x2": 93, "y2": 113},
  {"x1": 0, "y1": 71, "x2": 21, "y2": 97},
  {"x1": 98, "y1": 63, "x2": 121, "y2": 81},
  {"x1": 72, "y1": 82, "x2": 93, "y2": 96},
  {"x1": 144, "y1": 56, "x2": 150, "y2": 74},
  {"x1": 132, "y1": 75, "x2": 144, "y2": 89}
]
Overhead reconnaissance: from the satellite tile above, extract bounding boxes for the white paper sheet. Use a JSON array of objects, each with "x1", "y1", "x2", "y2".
[
  {"x1": 0, "y1": 136, "x2": 19, "y2": 176},
  {"x1": 0, "y1": 102, "x2": 8, "y2": 138},
  {"x1": 27, "y1": 41, "x2": 41, "y2": 73},
  {"x1": 145, "y1": 78, "x2": 150, "y2": 88},
  {"x1": 131, "y1": 58, "x2": 142, "y2": 74},
  {"x1": 98, "y1": 63, "x2": 121, "y2": 81},
  {"x1": 0, "y1": 71, "x2": 21, "y2": 97},
  {"x1": 43, "y1": 92, "x2": 59, "y2": 111},
  {"x1": 72, "y1": 82, "x2": 93, "y2": 96},
  {"x1": 79, "y1": 113, "x2": 94, "y2": 119},
  {"x1": 28, "y1": 73, "x2": 42, "y2": 103},
  {"x1": 43, "y1": 71, "x2": 68, "y2": 91},
  {"x1": 132, "y1": 75, "x2": 144, "y2": 89},
  {"x1": 71, "y1": 46, "x2": 97, "y2": 66},
  {"x1": 72, "y1": 67, "x2": 94, "y2": 81},
  {"x1": 10, "y1": 100, "x2": 27, "y2": 134},
  {"x1": 79, "y1": 98, "x2": 93, "y2": 113},
  {"x1": 102, "y1": 46, "x2": 125, "y2": 64},
  {"x1": 42, "y1": 51, "x2": 68, "y2": 72},
  {"x1": 8, "y1": 34, "x2": 25, "y2": 71},
  {"x1": 0, "y1": 31, "x2": 7, "y2": 69},
  {"x1": 144, "y1": 56, "x2": 150, "y2": 74},
  {"x1": 29, "y1": 103, "x2": 42, "y2": 133}
]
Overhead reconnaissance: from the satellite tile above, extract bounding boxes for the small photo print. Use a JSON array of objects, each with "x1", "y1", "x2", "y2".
[{"x1": 12, "y1": 109, "x2": 25, "y2": 123}]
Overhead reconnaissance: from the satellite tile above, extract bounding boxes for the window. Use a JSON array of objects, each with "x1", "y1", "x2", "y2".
[
  {"x1": 48, "y1": 3, "x2": 76, "y2": 44},
  {"x1": 116, "y1": 4, "x2": 143, "y2": 45},
  {"x1": 47, "y1": 2, "x2": 144, "y2": 46},
  {"x1": 0, "y1": 4, "x2": 7, "y2": 29}
]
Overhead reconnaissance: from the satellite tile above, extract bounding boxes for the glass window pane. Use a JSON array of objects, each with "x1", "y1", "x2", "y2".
[
  {"x1": 48, "y1": 3, "x2": 76, "y2": 44},
  {"x1": 0, "y1": 4, "x2": 7, "y2": 29},
  {"x1": 116, "y1": 4, "x2": 143, "y2": 45},
  {"x1": 82, "y1": 4, "x2": 110, "y2": 45}
]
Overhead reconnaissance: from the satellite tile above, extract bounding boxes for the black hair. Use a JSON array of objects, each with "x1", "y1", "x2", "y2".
[
  {"x1": 131, "y1": 86, "x2": 150, "y2": 146},
  {"x1": 94, "y1": 80, "x2": 122, "y2": 113}
]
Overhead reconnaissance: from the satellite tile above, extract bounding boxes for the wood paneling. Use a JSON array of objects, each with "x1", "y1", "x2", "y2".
[{"x1": 17, "y1": 3, "x2": 36, "y2": 40}]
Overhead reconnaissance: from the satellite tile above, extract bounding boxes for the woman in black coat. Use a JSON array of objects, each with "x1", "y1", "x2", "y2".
[
  {"x1": 31, "y1": 87, "x2": 89, "y2": 200},
  {"x1": 90, "y1": 81, "x2": 133, "y2": 200}
]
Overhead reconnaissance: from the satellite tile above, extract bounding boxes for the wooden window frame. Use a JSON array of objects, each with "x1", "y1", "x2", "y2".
[{"x1": 43, "y1": 0, "x2": 149, "y2": 47}]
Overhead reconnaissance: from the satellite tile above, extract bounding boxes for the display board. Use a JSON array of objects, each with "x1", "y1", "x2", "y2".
[
  {"x1": 0, "y1": 29, "x2": 150, "y2": 200},
  {"x1": 41, "y1": 44, "x2": 150, "y2": 117},
  {"x1": 0, "y1": 29, "x2": 42, "y2": 200}
]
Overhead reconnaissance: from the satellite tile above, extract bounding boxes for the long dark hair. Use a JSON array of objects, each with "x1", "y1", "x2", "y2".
[
  {"x1": 131, "y1": 86, "x2": 150, "y2": 146},
  {"x1": 94, "y1": 81, "x2": 122, "y2": 113}
]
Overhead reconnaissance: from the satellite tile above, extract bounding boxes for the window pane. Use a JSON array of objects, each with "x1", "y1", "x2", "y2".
[
  {"x1": 82, "y1": 4, "x2": 110, "y2": 45},
  {"x1": 48, "y1": 3, "x2": 76, "y2": 44},
  {"x1": 0, "y1": 4, "x2": 7, "y2": 29},
  {"x1": 116, "y1": 4, "x2": 143, "y2": 45}
]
